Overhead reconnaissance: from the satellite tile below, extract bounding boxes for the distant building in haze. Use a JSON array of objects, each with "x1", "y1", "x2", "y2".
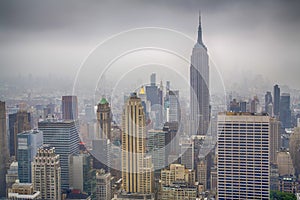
[
  {"x1": 273, "y1": 84, "x2": 280, "y2": 116},
  {"x1": 280, "y1": 93, "x2": 292, "y2": 129},
  {"x1": 0, "y1": 101, "x2": 9, "y2": 197},
  {"x1": 62, "y1": 95, "x2": 78, "y2": 120}
]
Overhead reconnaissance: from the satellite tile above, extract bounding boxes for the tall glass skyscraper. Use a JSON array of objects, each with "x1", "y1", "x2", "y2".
[
  {"x1": 38, "y1": 119, "x2": 79, "y2": 190},
  {"x1": 17, "y1": 129, "x2": 43, "y2": 183},
  {"x1": 190, "y1": 14, "x2": 210, "y2": 136}
]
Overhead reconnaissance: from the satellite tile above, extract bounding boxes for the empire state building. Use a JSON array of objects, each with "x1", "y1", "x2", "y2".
[{"x1": 190, "y1": 14, "x2": 210, "y2": 135}]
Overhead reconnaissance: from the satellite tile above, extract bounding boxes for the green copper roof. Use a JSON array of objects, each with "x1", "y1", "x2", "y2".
[{"x1": 99, "y1": 97, "x2": 108, "y2": 104}]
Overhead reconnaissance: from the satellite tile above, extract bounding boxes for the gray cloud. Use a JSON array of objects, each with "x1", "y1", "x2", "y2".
[{"x1": 0, "y1": 0, "x2": 300, "y2": 91}]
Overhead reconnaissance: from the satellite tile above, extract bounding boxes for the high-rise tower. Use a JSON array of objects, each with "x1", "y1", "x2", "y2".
[
  {"x1": 190, "y1": 13, "x2": 210, "y2": 135},
  {"x1": 217, "y1": 112, "x2": 270, "y2": 200},
  {"x1": 38, "y1": 120, "x2": 79, "y2": 190},
  {"x1": 62, "y1": 95, "x2": 78, "y2": 120},
  {"x1": 273, "y1": 84, "x2": 280, "y2": 116},
  {"x1": 96, "y1": 98, "x2": 112, "y2": 140},
  {"x1": 0, "y1": 101, "x2": 9, "y2": 197},
  {"x1": 121, "y1": 93, "x2": 153, "y2": 194},
  {"x1": 32, "y1": 145, "x2": 61, "y2": 200},
  {"x1": 9, "y1": 111, "x2": 31, "y2": 157}
]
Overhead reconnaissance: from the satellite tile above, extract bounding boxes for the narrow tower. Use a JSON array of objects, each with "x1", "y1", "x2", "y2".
[{"x1": 190, "y1": 13, "x2": 210, "y2": 135}]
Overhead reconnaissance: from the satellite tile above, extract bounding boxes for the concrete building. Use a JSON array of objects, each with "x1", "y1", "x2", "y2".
[
  {"x1": 180, "y1": 137, "x2": 194, "y2": 170},
  {"x1": 17, "y1": 129, "x2": 43, "y2": 183},
  {"x1": 217, "y1": 112, "x2": 270, "y2": 200},
  {"x1": 8, "y1": 182, "x2": 41, "y2": 200},
  {"x1": 160, "y1": 164, "x2": 195, "y2": 187},
  {"x1": 197, "y1": 158, "x2": 207, "y2": 191},
  {"x1": 6, "y1": 162, "x2": 19, "y2": 191},
  {"x1": 290, "y1": 127, "x2": 300, "y2": 177},
  {"x1": 69, "y1": 154, "x2": 88, "y2": 192},
  {"x1": 147, "y1": 129, "x2": 167, "y2": 172},
  {"x1": 0, "y1": 101, "x2": 9, "y2": 197},
  {"x1": 32, "y1": 146, "x2": 61, "y2": 200},
  {"x1": 95, "y1": 169, "x2": 111, "y2": 200},
  {"x1": 161, "y1": 184, "x2": 197, "y2": 200},
  {"x1": 277, "y1": 151, "x2": 295, "y2": 176},
  {"x1": 168, "y1": 90, "x2": 180, "y2": 123},
  {"x1": 270, "y1": 118, "x2": 281, "y2": 164}
]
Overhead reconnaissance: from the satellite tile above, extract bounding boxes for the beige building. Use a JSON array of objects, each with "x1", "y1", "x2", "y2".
[
  {"x1": 121, "y1": 93, "x2": 154, "y2": 194},
  {"x1": 290, "y1": 127, "x2": 300, "y2": 177},
  {"x1": 270, "y1": 118, "x2": 281, "y2": 164},
  {"x1": 32, "y1": 146, "x2": 61, "y2": 200},
  {"x1": 8, "y1": 182, "x2": 41, "y2": 200},
  {"x1": 277, "y1": 151, "x2": 295, "y2": 176},
  {"x1": 96, "y1": 169, "x2": 111, "y2": 200},
  {"x1": 161, "y1": 185, "x2": 197, "y2": 200},
  {"x1": 197, "y1": 158, "x2": 207, "y2": 191},
  {"x1": 161, "y1": 164, "x2": 195, "y2": 187},
  {"x1": 217, "y1": 112, "x2": 270, "y2": 200}
]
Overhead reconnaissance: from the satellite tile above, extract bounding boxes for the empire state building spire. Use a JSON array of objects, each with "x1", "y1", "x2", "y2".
[{"x1": 197, "y1": 11, "x2": 203, "y2": 44}]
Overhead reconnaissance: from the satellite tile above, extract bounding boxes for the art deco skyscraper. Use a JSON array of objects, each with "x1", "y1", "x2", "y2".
[
  {"x1": 96, "y1": 98, "x2": 112, "y2": 140},
  {"x1": 190, "y1": 14, "x2": 210, "y2": 135},
  {"x1": 217, "y1": 112, "x2": 270, "y2": 200},
  {"x1": 0, "y1": 101, "x2": 9, "y2": 197},
  {"x1": 121, "y1": 93, "x2": 153, "y2": 194},
  {"x1": 32, "y1": 145, "x2": 61, "y2": 200}
]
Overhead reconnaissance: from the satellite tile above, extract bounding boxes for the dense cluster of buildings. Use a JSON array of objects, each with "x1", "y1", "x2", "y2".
[{"x1": 1, "y1": 14, "x2": 300, "y2": 200}]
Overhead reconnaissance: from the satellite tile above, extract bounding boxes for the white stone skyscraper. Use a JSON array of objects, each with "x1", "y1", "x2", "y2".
[
  {"x1": 190, "y1": 14, "x2": 210, "y2": 135},
  {"x1": 32, "y1": 145, "x2": 61, "y2": 200}
]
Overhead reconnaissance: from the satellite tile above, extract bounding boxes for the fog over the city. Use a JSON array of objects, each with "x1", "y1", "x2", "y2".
[{"x1": 1, "y1": 0, "x2": 300, "y2": 96}]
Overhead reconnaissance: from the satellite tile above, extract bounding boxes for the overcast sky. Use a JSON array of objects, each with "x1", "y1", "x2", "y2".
[{"x1": 1, "y1": 0, "x2": 300, "y2": 93}]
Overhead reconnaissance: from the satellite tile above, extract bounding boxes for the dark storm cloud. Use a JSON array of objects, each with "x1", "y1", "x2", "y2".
[{"x1": 0, "y1": 0, "x2": 300, "y2": 89}]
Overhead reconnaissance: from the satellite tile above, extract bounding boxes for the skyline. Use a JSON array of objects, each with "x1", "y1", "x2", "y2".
[{"x1": 1, "y1": 0, "x2": 300, "y2": 91}]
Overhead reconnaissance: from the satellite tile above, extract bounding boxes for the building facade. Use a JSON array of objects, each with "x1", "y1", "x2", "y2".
[
  {"x1": 9, "y1": 111, "x2": 31, "y2": 158},
  {"x1": 121, "y1": 93, "x2": 154, "y2": 194},
  {"x1": 38, "y1": 119, "x2": 79, "y2": 189},
  {"x1": 17, "y1": 129, "x2": 43, "y2": 183},
  {"x1": 217, "y1": 113, "x2": 270, "y2": 200},
  {"x1": 32, "y1": 146, "x2": 61, "y2": 200},
  {"x1": 62, "y1": 95, "x2": 78, "y2": 120}
]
